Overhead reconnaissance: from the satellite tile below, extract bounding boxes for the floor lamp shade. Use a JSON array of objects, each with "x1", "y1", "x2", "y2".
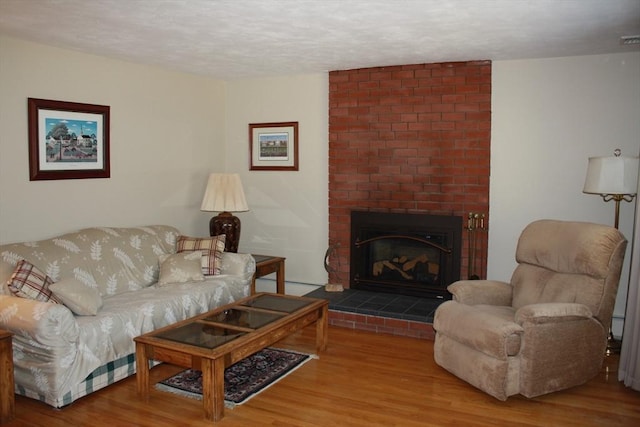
[
  {"x1": 583, "y1": 151, "x2": 639, "y2": 229},
  {"x1": 583, "y1": 155, "x2": 639, "y2": 196},
  {"x1": 201, "y1": 173, "x2": 249, "y2": 252}
]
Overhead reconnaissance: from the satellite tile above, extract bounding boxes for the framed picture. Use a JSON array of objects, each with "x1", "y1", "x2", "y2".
[
  {"x1": 249, "y1": 121, "x2": 298, "y2": 171},
  {"x1": 28, "y1": 98, "x2": 110, "y2": 180}
]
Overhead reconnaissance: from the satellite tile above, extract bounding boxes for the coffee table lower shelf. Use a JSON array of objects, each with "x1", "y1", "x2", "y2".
[{"x1": 134, "y1": 293, "x2": 328, "y2": 422}]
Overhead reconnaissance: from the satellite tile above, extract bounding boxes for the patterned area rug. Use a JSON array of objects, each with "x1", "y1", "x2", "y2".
[{"x1": 155, "y1": 347, "x2": 315, "y2": 407}]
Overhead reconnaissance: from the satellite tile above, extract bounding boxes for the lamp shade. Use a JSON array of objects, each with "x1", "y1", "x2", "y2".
[
  {"x1": 200, "y1": 173, "x2": 249, "y2": 212},
  {"x1": 583, "y1": 155, "x2": 639, "y2": 196}
]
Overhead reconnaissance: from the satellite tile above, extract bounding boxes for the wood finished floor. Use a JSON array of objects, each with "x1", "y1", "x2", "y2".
[{"x1": 4, "y1": 326, "x2": 639, "y2": 427}]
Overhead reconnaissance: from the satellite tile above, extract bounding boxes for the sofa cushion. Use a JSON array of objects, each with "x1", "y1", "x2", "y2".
[
  {"x1": 0, "y1": 225, "x2": 180, "y2": 297},
  {"x1": 50, "y1": 277, "x2": 103, "y2": 315},
  {"x1": 177, "y1": 235, "x2": 225, "y2": 276},
  {"x1": 7, "y1": 260, "x2": 62, "y2": 304},
  {"x1": 157, "y1": 251, "x2": 205, "y2": 286}
]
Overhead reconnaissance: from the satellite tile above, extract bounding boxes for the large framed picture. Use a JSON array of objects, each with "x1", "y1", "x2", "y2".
[
  {"x1": 249, "y1": 121, "x2": 298, "y2": 171},
  {"x1": 28, "y1": 98, "x2": 110, "y2": 180}
]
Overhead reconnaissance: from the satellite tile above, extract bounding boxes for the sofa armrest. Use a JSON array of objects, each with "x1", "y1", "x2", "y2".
[
  {"x1": 447, "y1": 280, "x2": 513, "y2": 306},
  {"x1": 0, "y1": 294, "x2": 81, "y2": 398},
  {"x1": 0, "y1": 294, "x2": 79, "y2": 343},
  {"x1": 515, "y1": 302, "x2": 593, "y2": 326},
  {"x1": 219, "y1": 252, "x2": 257, "y2": 281}
]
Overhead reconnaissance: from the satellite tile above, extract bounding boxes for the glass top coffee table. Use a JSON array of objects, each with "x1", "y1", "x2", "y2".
[{"x1": 134, "y1": 293, "x2": 328, "y2": 422}]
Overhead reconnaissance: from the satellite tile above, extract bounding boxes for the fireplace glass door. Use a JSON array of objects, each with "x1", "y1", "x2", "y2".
[{"x1": 350, "y1": 211, "x2": 462, "y2": 299}]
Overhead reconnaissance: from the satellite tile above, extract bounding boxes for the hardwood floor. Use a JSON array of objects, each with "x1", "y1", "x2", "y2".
[{"x1": 4, "y1": 326, "x2": 639, "y2": 426}]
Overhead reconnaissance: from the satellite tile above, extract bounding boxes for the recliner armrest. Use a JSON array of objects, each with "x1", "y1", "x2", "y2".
[
  {"x1": 515, "y1": 302, "x2": 593, "y2": 325},
  {"x1": 434, "y1": 301, "x2": 523, "y2": 359},
  {"x1": 447, "y1": 280, "x2": 513, "y2": 306}
]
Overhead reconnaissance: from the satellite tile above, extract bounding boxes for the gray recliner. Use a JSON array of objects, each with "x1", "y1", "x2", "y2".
[{"x1": 433, "y1": 219, "x2": 627, "y2": 400}]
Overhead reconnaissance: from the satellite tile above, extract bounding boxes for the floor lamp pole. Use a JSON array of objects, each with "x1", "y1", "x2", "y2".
[
  {"x1": 603, "y1": 193, "x2": 635, "y2": 355},
  {"x1": 614, "y1": 197, "x2": 621, "y2": 229}
]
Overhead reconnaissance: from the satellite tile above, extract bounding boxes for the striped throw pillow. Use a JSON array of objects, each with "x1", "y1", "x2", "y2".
[
  {"x1": 176, "y1": 235, "x2": 226, "y2": 276},
  {"x1": 7, "y1": 260, "x2": 62, "y2": 304}
]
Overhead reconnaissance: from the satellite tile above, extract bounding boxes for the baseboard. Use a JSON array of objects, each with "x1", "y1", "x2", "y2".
[{"x1": 254, "y1": 278, "x2": 321, "y2": 296}]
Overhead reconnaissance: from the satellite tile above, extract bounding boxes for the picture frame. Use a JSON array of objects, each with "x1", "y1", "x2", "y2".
[
  {"x1": 28, "y1": 98, "x2": 110, "y2": 180},
  {"x1": 249, "y1": 121, "x2": 298, "y2": 171}
]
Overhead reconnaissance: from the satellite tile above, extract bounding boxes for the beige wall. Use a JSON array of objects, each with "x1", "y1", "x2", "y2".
[
  {"x1": 0, "y1": 36, "x2": 227, "y2": 242},
  {"x1": 490, "y1": 52, "x2": 640, "y2": 336},
  {"x1": 1, "y1": 36, "x2": 638, "y2": 329},
  {"x1": 225, "y1": 74, "x2": 329, "y2": 286}
]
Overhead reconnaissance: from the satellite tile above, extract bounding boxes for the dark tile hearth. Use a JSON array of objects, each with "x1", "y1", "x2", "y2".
[
  {"x1": 305, "y1": 287, "x2": 445, "y2": 340},
  {"x1": 306, "y1": 287, "x2": 443, "y2": 323}
]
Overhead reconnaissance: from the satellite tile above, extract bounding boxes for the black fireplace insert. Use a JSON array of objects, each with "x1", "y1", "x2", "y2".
[{"x1": 350, "y1": 211, "x2": 462, "y2": 299}]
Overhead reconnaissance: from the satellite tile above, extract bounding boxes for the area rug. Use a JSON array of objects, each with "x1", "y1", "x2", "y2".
[{"x1": 155, "y1": 347, "x2": 316, "y2": 407}]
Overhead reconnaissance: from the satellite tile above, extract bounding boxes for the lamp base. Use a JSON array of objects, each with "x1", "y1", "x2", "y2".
[
  {"x1": 605, "y1": 329, "x2": 621, "y2": 356},
  {"x1": 209, "y1": 212, "x2": 241, "y2": 253}
]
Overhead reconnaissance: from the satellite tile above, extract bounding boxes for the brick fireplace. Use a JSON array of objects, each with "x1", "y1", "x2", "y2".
[{"x1": 328, "y1": 60, "x2": 491, "y2": 290}]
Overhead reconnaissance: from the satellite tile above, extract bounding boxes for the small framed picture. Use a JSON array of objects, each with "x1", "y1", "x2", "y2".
[
  {"x1": 249, "y1": 122, "x2": 298, "y2": 171},
  {"x1": 28, "y1": 98, "x2": 110, "y2": 180}
]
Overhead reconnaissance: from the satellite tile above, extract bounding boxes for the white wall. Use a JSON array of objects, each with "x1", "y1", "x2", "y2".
[
  {"x1": 0, "y1": 36, "x2": 227, "y2": 243},
  {"x1": 225, "y1": 74, "x2": 329, "y2": 287},
  {"x1": 490, "y1": 52, "x2": 640, "y2": 337}
]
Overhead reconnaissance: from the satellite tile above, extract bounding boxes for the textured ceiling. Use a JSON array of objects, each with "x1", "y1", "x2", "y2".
[{"x1": 1, "y1": 0, "x2": 639, "y2": 80}]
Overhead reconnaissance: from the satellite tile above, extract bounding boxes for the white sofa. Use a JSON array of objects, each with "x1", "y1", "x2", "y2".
[{"x1": 0, "y1": 225, "x2": 255, "y2": 408}]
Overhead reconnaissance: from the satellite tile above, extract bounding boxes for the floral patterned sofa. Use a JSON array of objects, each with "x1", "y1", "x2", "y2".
[{"x1": 0, "y1": 225, "x2": 256, "y2": 408}]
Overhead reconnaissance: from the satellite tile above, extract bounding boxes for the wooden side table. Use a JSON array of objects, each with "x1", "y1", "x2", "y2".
[
  {"x1": 251, "y1": 255, "x2": 286, "y2": 294},
  {"x1": 0, "y1": 329, "x2": 14, "y2": 423}
]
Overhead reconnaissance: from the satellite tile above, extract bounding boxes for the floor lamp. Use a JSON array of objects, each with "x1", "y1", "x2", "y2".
[
  {"x1": 583, "y1": 148, "x2": 639, "y2": 355},
  {"x1": 201, "y1": 173, "x2": 249, "y2": 253}
]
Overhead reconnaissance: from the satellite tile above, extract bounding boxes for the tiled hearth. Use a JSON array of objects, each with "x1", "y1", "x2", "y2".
[{"x1": 305, "y1": 287, "x2": 442, "y2": 340}]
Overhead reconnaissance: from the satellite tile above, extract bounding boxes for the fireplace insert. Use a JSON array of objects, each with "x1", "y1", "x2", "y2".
[{"x1": 350, "y1": 211, "x2": 462, "y2": 299}]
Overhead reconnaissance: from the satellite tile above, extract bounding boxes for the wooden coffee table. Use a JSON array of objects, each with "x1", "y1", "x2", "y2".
[{"x1": 134, "y1": 293, "x2": 328, "y2": 422}]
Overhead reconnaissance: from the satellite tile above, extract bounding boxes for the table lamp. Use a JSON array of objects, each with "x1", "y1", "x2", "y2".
[{"x1": 201, "y1": 173, "x2": 249, "y2": 252}]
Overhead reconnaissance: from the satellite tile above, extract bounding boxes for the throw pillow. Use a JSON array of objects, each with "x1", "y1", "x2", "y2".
[
  {"x1": 7, "y1": 259, "x2": 62, "y2": 304},
  {"x1": 157, "y1": 251, "x2": 205, "y2": 286},
  {"x1": 176, "y1": 235, "x2": 225, "y2": 276},
  {"x1": 50, "y1": 278, "x2": 103, "y2": 316}
]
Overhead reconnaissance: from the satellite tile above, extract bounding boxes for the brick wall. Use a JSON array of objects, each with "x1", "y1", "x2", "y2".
[{"x1": 328, "y1": 61, "x2": 491, "y2": 287}]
